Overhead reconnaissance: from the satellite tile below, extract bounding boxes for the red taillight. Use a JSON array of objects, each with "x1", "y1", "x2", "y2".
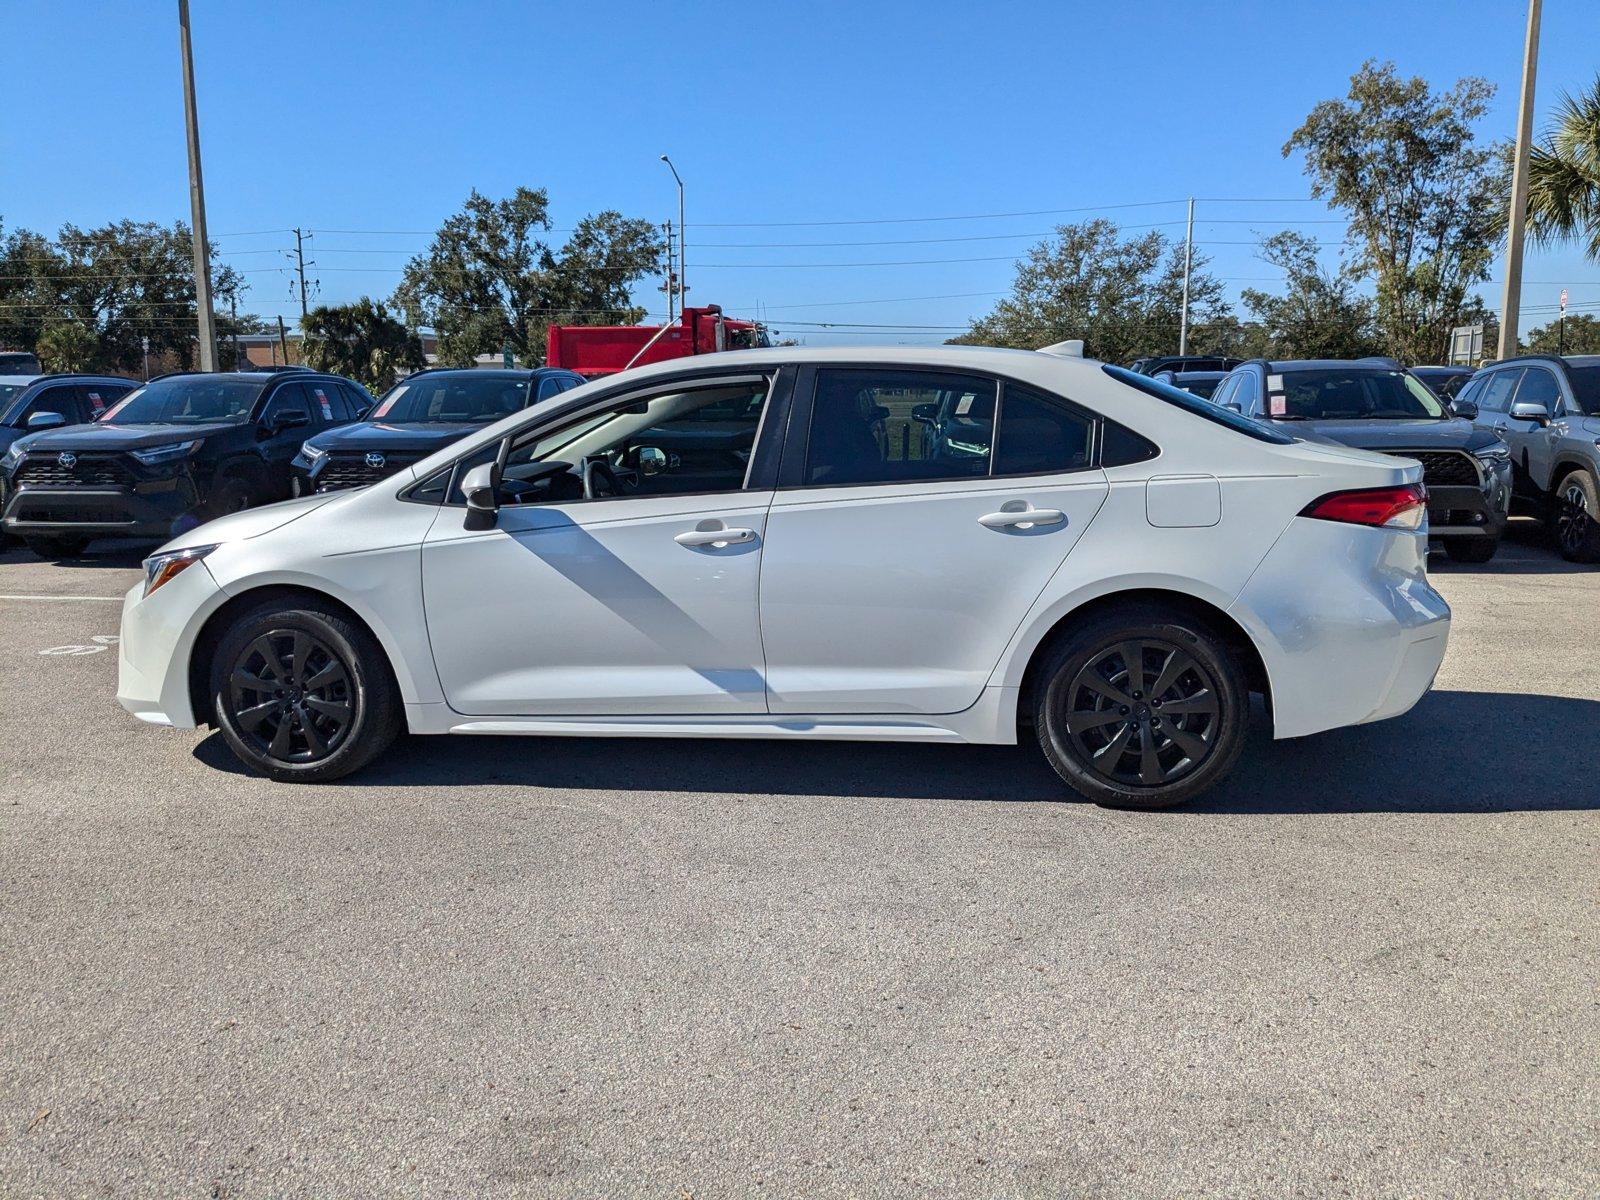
[{"x1": 1301, "y1": 483, "x2": 1428, "y2": 529}]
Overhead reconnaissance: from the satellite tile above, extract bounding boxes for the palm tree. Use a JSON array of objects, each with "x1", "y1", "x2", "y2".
[{"x1": 1523, "y1": 79, "x2": 1600, "y2": 262}]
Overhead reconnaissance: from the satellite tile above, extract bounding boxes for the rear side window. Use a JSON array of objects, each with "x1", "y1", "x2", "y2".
[
  {"x1": 804, "y1": 368, "x2": 996, "y2": 486},
  {"x1": 1102, "y1": 365, "x2": 1295, "y2": 445},
  {"x1": 1101, "y1": 421, "x2": 1161, "y2": 467},
  {"x1": 992, "y1": 385, "x2": 1092, "y2": 476}
]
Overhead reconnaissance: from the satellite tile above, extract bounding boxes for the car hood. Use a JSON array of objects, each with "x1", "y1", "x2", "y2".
[
  {"x1": 156, "y1": 490, "x2": 349, "y2": 554},
  {"x1": 14, "y1": 421, "x2": 241, "y2": 452},
  {"x1": 1282, "y1": 416, "x2": 1488, "y2": 452},
  {"x1": 305, "y1": 420, "x2": 482, "y2": 454}
]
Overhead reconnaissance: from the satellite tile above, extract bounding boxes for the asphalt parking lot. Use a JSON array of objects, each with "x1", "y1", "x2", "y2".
[{"x1": 1, "y1": 525, "x2": 1595, "y2": 1199}]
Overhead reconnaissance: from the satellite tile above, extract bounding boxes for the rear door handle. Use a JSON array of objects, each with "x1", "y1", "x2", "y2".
[
  {"x1": 978, "y1": 505, "x2": 1065, "y2": 530},
  {"x1": 675, "y1": 526, "x2": 756, "y2": 548}
]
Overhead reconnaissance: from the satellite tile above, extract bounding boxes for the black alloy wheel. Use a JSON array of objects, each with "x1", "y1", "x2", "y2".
[
  {"x1": 211, "y1": 599, "x2": 401, "y2": 782},
  {"x1": 1035, "y1": 604, "x2": 1248, "y2": 809},
  {"x1": 1063, "y1": 639, "x2": 1221, "y2": 789},
  {"x1": 1553, "y1": 472, "x2": 1600, "y2": 562},
  {"x1": 229, "y1": 629, "x2": 354, "y2": 763}
]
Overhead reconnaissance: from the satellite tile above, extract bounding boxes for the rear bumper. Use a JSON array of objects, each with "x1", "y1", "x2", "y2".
[
  {"x1": 2, "y1": 483, "x2": 197, "y2": 539},
  {"x1": 1231, "y1": 517, "x2": 1451, "y2": 740}
]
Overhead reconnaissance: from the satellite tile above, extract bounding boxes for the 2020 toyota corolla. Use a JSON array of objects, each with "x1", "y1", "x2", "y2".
[{"x1": 115, "y1": 347, "x2": 1451, "y2": 809}]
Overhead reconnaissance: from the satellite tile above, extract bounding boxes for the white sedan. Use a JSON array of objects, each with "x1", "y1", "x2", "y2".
[{"x1": 116, "y1": 346, "x2": 1450, "y2": 809}]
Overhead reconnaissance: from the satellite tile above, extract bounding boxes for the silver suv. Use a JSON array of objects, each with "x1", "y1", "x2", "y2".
[{"x1": 1457, "y1": 355, "x2": 1600, "y2": 561}]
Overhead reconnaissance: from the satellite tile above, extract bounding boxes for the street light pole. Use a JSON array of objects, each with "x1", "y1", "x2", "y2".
[
  {"x1": 1498, "y1": 0, "x2": 1542, "y2": 360},
  {"x1": 660, "y1": 155, "x2": 686, "y2": 318},
  {"x1": 178, "y1": 0, "x2": 217, "y2": 372}
]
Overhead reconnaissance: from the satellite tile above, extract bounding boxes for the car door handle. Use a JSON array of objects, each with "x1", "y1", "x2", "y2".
[
  {"x1": 978, "y1": 505, "x2": 1066, "y2": 530},
  {"x1": 674, "y1": 526, "x2": 756, "y2": 547}
]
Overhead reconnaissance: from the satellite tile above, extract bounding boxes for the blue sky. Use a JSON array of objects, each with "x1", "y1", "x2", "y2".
[{"x1": 6, "y1": 0, "x2": 1599, "y2": 349}]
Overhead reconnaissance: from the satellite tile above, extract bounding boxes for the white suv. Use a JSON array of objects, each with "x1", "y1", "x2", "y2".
[{"x1": 116, "y1": 347, "x2": 1450, "y2": 809}]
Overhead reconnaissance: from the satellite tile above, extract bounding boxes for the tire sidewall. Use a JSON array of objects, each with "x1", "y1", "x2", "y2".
[
  {"x1": 1554, "y1": 470, "x2": 1600, "y2": 563},
  {"x1": 1037, "y1": 610, "x2": 1248, "y2": 809},
  {"x1": 211, "y1": 605, "x2": 378, "y2": 782}
]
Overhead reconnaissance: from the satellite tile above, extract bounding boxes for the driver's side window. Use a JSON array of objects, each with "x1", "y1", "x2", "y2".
[{"x1": 493, "y1": 378, "x2": 772, "y2": 507}]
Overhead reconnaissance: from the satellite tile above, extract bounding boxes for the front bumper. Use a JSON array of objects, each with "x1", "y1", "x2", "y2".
[
  {"x1": 116, "y1": 557, "x2": 229, "y2": 728},
  {"x1": 1425, "y1": 470, "x2": 1511, "y2": 541},
  {"x1": 2, "y1": 479, "x2": 200, "y2": 539}
]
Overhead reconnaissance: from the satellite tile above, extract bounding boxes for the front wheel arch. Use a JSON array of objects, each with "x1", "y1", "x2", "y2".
[
  {"x1": 188, "y1": 585, "x2": 402, "y2": 727},
  {"x1": 1016, "y1": 588, "x2": 1271, "y2": 734}
]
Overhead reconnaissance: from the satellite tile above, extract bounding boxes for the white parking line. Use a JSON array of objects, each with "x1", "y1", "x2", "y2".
[{"x1": 0, "y1": 594, "x2": 124, "y2": 603}]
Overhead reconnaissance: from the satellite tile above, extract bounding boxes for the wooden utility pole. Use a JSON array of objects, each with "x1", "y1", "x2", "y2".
[
  {"x1": 178, "y1": 0, "x2": 217, "y2": 371},
  {"x1": 1498, "y1": 0, "x2": 1543, "y2": 359}
]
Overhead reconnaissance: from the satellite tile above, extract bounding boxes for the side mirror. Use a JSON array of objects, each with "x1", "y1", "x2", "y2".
[
  {"x1": 637, "y1": 446, "x2": 667, "y2": 476},
  {"x1": 1449, "y1": 398, "x2": 1479, "y2": 419},
  {"x1": 911, "y1": 403, "x2": 939, "y2": 426},
  {"x1": 25, "y1": 411, "x2": 66, "y2": 430},
  {"x1": 1508, "y1": 400, "x2": 1551, "y2": 425},
  {"x1": 461, "y1": 461, "x2": 500, "y2": 531},
  {"x1": 1221, "y1": 400, "x2": 1243, "y2": 413},
  {"x1": 268, "y1": 409, "x2": 310, "y2": 434}
]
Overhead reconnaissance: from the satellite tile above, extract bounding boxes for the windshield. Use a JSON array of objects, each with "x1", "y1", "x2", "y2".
[
  {"x1": 1271, "y1": 368, "x2": 1445, "y2": 420},
  {"x1": 100, "y1": 377, "x2": 262, "y2": 425},
  {"x1": 0, "y1": 384, "x2": 26, "y2": 422},
  {"x1": 1566, "y1": 365, "x2": 1600, "y2": 416},
  {"x1": 368, "y1": 376, "x2": 530, "y2": 424},
  {"x1": 1103, "y1": 364, "x2": 1296, "y2": 445}
]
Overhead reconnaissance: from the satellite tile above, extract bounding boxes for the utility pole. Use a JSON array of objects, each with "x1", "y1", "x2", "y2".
[
  {"x1": 178, "y1": 0, "x2": 217, "y2": 371},
  {"x1": 1498, "y1": 0, "x2": 1542, "y2": 360},
  {"x1": 1178, "y1": 197, "x2": 1195, "y2": 355},
  {"x1": 661, "y1": 155, "x2": 686, "y2": 316},
  {"x1": 229, "y1": 295, "x2": 240, "y2": 369},
  {"x1": 290, "y1": 228, "x2": 316, "y2": 320},
  {"x1": 660, "y1": 220, "x2": 678, "y2": 321}
]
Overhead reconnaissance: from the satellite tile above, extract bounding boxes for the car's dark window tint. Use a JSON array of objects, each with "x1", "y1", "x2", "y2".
[
  {"x1": 1101, "y1": 420, "x2": 1161, "y2": 467},
  {"x1": 263, "y1": 383, "x2": 313, "y2": 423},
  {"x1": 341, "y1": 382, "x2": 374, "y2": 417},
  {"x1": 1102, "y1": 365, "x2": 1296, "y2": 445},
  {"x1": 79, "y1": 383, "x2": 128, "y2": 420},
  {"x1": 1515, "y1": 367, "x2": 1561, "y2": 412},
  {"x1": 1210, "y1": 374, "x2": 1240, "y2": 410},
  {"x1": 1453, "y1": 375, "x2": 1486, "y2": 408},
  {"x1": 559, "y1": 376, "x2": 583, "y2": 393},
  {"x1": 804, "y1": 368, "x2": 995, "y2": 487},
  {"x1": 407, "y1": 464, "x2": 453, "y2": 505},
  {"x1": 993, "y1": 384, "x2": 1092, "y2": 476},
  {"x1": 1565, "y1": 365, "x2": 1600, "y2": 415},
  {"x1": 1235, "y1": 371, "x2": 1261, "y2": 414},
  {"x1": 305, "y1": 381, "x2": 346, "y2": 424},
  {"x1": 535, "y1": 375, "x2": 566, "y2": 402},
  {"x1": 21, "y1": 387, "x2": 76, "y2": 423},
  {"x1": 1478, "y1": 370, "x2": 1522, "y2": 413}
]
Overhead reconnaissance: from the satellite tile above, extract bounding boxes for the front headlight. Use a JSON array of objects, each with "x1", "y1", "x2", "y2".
[
  {"x1": 1, "y1": 441, "x2": 25, "y2": 472},
  {"x1": 300, "y1": 440, "x2": 329, "y2": 465},
  {"x1": 142, "y1": 544, "x2": 217, "y2": 598},
  {"x1": 130, "y1": 440, "x2": 202, "y2": 466},
  {"x1": 1471, "y1": 443, "x2": 1511, "y2": 463}
]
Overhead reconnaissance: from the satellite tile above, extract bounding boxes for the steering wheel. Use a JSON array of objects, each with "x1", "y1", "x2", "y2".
[{"x1": 582, "y1": 458, "x2": 622, "y2": 500}]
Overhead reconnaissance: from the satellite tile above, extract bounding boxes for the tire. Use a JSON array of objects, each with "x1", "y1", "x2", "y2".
[
  {"x1": 1034, "y1": 603, "x2": 1248, "y2": 809},
  {"x1": 204, "y1": 474, "x2": 257, "y2": 522},
  {"x1": 1552, "y1": 470, "x2": 1600, "y2": 563},
  {"x1": 210, "y1": 599, "x2": 401, "y2": 783},
  {"x1": 24, "y1": 535, "x2": 90, "y2": 559},
  {"x1": 1444, "y1": 537, "x2": 1498, "y2": 564}
]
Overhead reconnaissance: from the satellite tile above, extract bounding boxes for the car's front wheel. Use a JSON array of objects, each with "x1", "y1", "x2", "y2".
[
  {"x1": 1552, "y1": 470, "x2": 1600, "y2": 563},
  {"x1": 210, "y1": 599, "x2": 401, "y2": 782},
  {"x1": 1034, "y1": 604, "x2": 1248, "y2": 809}
]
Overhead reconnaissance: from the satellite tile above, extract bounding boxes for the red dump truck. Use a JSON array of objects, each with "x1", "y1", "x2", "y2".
[{"x1": 546, "y1": 305, "x2": 769, "y2": 378}]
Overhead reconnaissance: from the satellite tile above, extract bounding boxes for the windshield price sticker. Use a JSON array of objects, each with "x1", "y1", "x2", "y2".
[
  {"x1": 1270, "y1": 394, "x2": 1288, "y2": 416},
  {"x1": 86, "y1": 391, "x2": 104, "y2": 415},
  {"x1": 314, "y1": 388, "x2": 334, "y2": 420},
  {"x1": 1267, "y1": 374, "x2": 1284, "y2": 392},
  {"x1": 371, "y1": 385, "x2": 405, "y2": 419}
]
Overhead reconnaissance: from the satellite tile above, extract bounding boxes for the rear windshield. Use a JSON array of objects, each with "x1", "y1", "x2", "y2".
[
  {"x1": 1566, "y1": 365, "x2": 1600, "y2": 415},
  {"x1": 100, "y1": 377, "x2": 262, "y2": 425},
  {"x1": 1103, "y1": 364, "x2": 1295, "y2": 444},
  {"x1": 368, "y1": 375, "x2": 531, "y2": 424},
  {"x1": 1273, "y1": 368, "x2": 1445, "y2": 420}
]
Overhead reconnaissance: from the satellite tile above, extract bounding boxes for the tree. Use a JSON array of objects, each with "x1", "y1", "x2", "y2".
[
  {"x1": 392, "y1": 188, "x2": 663, "y2": 366},
  {"x1": 949, "y1": 219, "x2": 1230, "y2": 361},
  {"x1": 1523, "y1": 312, "x2": 1600, "y2": 355},
  {"x1": 1239, "y1": 232, "x2": 1380, "y2": 359},
  {"x1": 300, "y1": 298, "x2": 424, "y2": 395},
  {"x1": 1521, "y1": 77, "x2": 1600, "y2": 262},
  {"x1": 1284, "y1": 61, "x2": 1502, "y2": 363},
  {"x1": 35, "y1": 321, "x2": 99, "y2": 372},
  {"x1": 0, "y1": 217, "x2": 244, "y2": 373}
]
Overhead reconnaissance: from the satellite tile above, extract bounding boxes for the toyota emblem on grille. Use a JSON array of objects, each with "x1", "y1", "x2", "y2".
[
  {"x1": 364, "y1": 452, "x2": 386, "y2": 470},
  {"x1": 58, "y1": 452, "x2": 77, "y2": 469}
]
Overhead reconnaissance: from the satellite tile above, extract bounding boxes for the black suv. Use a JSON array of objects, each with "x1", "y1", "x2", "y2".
[
  {"x1": 1211, "y1": 358, "x2": 1513, "y2": 562},
  {"x1": 292, "y1": 367, "x2": 584, "y2": 494},
  {"x1": 0, "y1": 374, "x2": 138, "y2": 459},
  {"x1": 1, "y1": 369, "x2": 372, "y2": 558},
  {"x1": 1128, "y1": 355, "x2": 1243, "y2": 376}
]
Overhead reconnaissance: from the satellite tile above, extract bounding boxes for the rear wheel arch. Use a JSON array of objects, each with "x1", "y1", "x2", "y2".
[
  {"x1": 188, "y1": 584, "x2": 405, "y2": 726},
  {"x1": 1016, "y1": 588, "x2": 1272, "y2": 731},
  {"x1": 1549, "y1": 457, "x2": 1593, "y2": 494}
]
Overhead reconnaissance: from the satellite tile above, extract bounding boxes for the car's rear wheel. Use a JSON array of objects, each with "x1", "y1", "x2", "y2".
[
  {"x1": 1034, "y1": 605, "x2": 1248, "y2": 809},
  {"x1": 211, "y1": 599, "x2": 401, "y2": 783},
  {"x1": 1552, "y1": 470, "x2": 1600, "y2": 563},
  {"x1": 1444, "y1": 537, "x2": 1498, "y2": 564},
  {"x1": 24, "y1": 535, "x2": 90, "y2": 559}
]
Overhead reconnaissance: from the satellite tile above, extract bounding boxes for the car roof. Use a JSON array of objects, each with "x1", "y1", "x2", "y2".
[
  {"x1": 402, "y1": 366, "x2": 582, "y2": 381},
  {"x1": 1257, "y1": 359, "x2": 1410, "y2": 372},
  {"x1": 0, "y1": 375, "x2": 38, "y2": 384}
]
